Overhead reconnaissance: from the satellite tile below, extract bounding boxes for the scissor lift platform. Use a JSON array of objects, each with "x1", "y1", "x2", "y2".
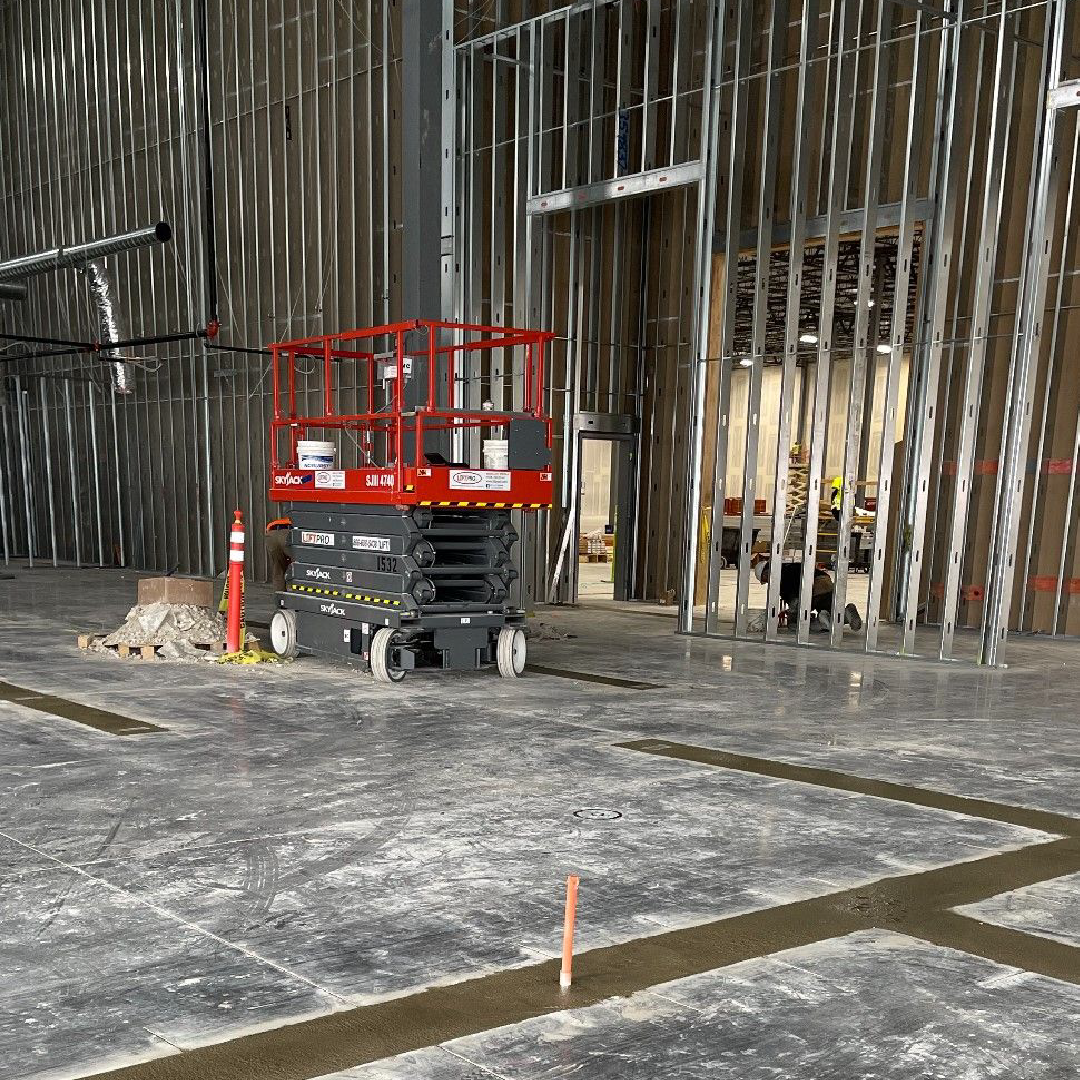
[{"x1": 267, "y1": 320, "x2": 553, "y2": 682}]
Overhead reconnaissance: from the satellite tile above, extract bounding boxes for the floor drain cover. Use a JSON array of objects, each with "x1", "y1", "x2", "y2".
[{"x1": 573, "y1": 808, "x2": 622, "y2": 820}]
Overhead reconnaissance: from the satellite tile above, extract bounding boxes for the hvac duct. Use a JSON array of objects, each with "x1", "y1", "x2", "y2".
[
  {"x1": 0, "y1": 222, "x2": 172, "y2": 282},
  {"x1": 0, "y1": 282, "x2": 27, "y2": 302},
  {"x1": 82, "y1": 261, "x2": 129, "y2": 393}
]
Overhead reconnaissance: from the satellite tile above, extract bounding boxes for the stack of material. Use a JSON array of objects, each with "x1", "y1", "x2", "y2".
[
  {"x1": 787, "y1": 461, "x2": 809, "y2": 506},
  {"x1": 780, "y1": 461, "x2": 811, "y2": 551}
]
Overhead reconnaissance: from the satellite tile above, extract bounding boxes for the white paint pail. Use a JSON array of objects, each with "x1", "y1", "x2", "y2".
[
  {"x1": 297, "y1": 440, "x2": 336, "y2": 470},
  {"x1": 482, "y1": 439, "x2": 509, "y2": 471}
]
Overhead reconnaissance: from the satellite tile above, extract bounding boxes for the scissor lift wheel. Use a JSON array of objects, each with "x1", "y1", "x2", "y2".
[
  {"x1": 497, "y1": 627, "x2": 527, "y2": 679},
  {"x1": 371, "y1": 626, "x2": 407, "y2": 684},
  {"x1": 270, "y1": 609, "x2": 299, "y2": 658}
]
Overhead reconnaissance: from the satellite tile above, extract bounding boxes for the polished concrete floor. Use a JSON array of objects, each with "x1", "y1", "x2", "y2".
[
  {"x1": 341, "y1": 932, "x2": 1080, "y2": 1080},
  {"x1": 0, "y1": 566, "x2": 1078, "y2": 1080}
]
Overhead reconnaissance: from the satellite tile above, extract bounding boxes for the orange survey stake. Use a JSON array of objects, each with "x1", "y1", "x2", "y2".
[{"x1": 560, "y1": 875, "x2": 580, "y2": 991}]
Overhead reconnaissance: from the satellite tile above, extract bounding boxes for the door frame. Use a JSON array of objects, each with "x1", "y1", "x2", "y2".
[{"x1": 570, "y1": 412, "x2": 639, "y2": 604}]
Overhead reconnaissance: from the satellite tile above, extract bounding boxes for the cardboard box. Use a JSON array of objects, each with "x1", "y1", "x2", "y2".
[{"x1": 137, "y1": 576, "x2": 216, "y2": 609}]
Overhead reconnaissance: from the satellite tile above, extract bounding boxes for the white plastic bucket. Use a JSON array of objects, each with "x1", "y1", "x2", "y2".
[
  {"x1": 482, "y1": 439, "x2": 509, "y2": 471},
  {"x1": 297, "y1": 439, "x2": 336, "y2": 470}
]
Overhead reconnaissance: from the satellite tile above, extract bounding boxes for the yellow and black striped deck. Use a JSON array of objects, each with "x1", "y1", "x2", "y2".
[
  {"x1": 418, "y1": 500, "x2": 548, "y2": 509},
  {"x1": 288, "y1": 583, "x2": 403, "y2": 607}
]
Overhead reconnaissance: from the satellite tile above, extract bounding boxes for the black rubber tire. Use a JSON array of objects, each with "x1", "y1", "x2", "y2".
[
  {"x1": 270, "y1": 609, "x2": 299, "y2": 659},
  {"x1": 371, "y1": 626, "x2": 406, "y2": 683},
  {"x1": 496, "y1": 627, "x2": 527, "y2": 678}
]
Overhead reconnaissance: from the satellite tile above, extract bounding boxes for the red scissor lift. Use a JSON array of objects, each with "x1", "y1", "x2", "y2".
[{"x1": 267, "y1": 319, "x2": 554, "y2": 682}]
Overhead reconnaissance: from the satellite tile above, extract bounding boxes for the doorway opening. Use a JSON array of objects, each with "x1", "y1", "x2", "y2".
[
  {"x1": 577, "y1": 439, "x2": 617, "y2": 600},
  {"x1": 573, "y1": 433, "x2": 636, "y2": 605}
]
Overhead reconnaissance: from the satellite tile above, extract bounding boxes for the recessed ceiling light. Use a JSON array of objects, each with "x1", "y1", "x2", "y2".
[
  {"x1": 876, "y1": 344, "x2": 891, "y2": 354},
  {"x1": 738, "y1": 357, "x2": 753, "y2": 367},
  {"x1": 799, "y1": 333, "x2": 818, "y2": 344}
]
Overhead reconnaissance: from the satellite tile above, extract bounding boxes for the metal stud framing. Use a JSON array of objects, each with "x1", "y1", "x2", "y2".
[
  {"x1": 453, "y1": 1, "x2": 715, "y2": 609},
  {"x1": 797, "y1": 0, "x2": 860, "y2": 646},
  {"x1": 0, "y1": 0, "x2": 402, "y2": 581},
  {"x1": 765, "y1": 0, "x2": 817, "y2": 644},
  {"x1": 703, "y1": 0, "x2": 749, "y2": 636},
  {"x1": 3, "y1": 1, "x2": 1080, "y2": 666},
  {"x1": 680, "y1": 0, "x2": 1080, "y2": 665},
  {"x1": 982, "y1": 0, "x2": 1075, "y2": 665}
]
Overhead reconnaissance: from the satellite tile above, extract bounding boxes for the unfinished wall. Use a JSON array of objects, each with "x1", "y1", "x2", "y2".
[
  {"x1": 685, "y1": 0, "x2": 1080, "y2": 662},
  {"x1": 0, "y1": 0, "x2": 401, "y2": 582},
  {"x1": 453, "y1": 1, "x2": 707, "y2": 605},
  {"x1": 3, "y1": 0, "x2": 1080, "y2": 660},
  {"x1": 723, "y1": 355, "x2": 910, "y2": 505}
]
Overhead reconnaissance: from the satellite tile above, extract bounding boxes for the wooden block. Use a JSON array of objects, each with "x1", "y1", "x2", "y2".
[
  {"x1": 139, "y1": 645, "x2": 158, "y2": 660},
  {"x1": 77, "y1": 634, "x2": 96, "y2": 650},
  {"x1": 137, "y1": 576, "x2": 216, "y2": 609},
  {"x1": 117, "y1": 644, "x2": 134, "y2": 658}
]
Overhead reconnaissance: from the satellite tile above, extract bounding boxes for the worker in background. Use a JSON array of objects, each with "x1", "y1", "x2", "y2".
[
  {"x1": 753, "y1": 555, "x2": 862, "y2": 633},
  {"x1": 830, "y1": 475, "x2": 843, "y2": 521},
  {"x1": 266, "y1": 516, "x2": 293, "y2": 592}
]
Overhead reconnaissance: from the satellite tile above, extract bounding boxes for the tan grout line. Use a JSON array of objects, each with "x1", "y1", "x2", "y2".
[
  {"x1": 63, "y1": 741, "x2": 1080, "y2": 1080},
  {"x1": 83, "y1": 892, "x2": 866, "y2": 1080},
  {"x1": 888, "y1": 909, "x2": 1080, "y2": 986},
  {"x1": 617, "y1": 738, "x2": 1080, "y2": 837},
  {"x1": 525, "y1": 664, "x2": 665, "y2": 690},
  {"x1": 80, "y1": 845, "x2": 1080, "y2": 1080},
  {"x1": 0, "y1": 679, "x2": 166, "y2": 736}
]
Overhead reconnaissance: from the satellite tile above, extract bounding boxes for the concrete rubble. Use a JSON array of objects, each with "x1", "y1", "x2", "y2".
[
  {"x1": 529, "y1": 620, "x2": 574, "y2": 642},
  {"x1": 102, "y1": 602, "x2": 227, "y2": 649}
]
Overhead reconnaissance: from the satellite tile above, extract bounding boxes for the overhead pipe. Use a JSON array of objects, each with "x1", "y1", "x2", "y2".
[
  {"x1": 0, "y1": 222, "x2": 172, "y2": 282},
  {"x1": 0, "y1": 220, "x2": 180, "y2": 389},
  {"x1": 0, "y1": 282, "x2": 26, "y2": 302}
]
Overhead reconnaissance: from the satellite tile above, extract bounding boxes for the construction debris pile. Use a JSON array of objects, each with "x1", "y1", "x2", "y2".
[
  {"x1": 98, "y1": 603, "x2": 227, "y2": 661},
  {"x1": 530, "y1": 620, "x2": 574, "y2": 642}
]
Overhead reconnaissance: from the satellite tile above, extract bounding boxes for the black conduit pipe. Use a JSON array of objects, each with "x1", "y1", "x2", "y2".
[
  {"x1": 194, "y1": 0, "x2": 219, "y2": 330},
  {"x1": 0, "y1": 329, "x2": 210, "y2": 365}
]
